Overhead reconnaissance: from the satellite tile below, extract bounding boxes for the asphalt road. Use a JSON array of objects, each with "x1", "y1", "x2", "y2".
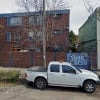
[{"x1": 0, "y1": 85, "x2": 100, "y2": 100}]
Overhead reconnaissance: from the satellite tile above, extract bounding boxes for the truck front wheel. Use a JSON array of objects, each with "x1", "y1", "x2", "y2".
[
  {"x1": 83, "y1": 80, "x2": 96, "y2": 93},
  {"x1": 34, "y1": 78, "x2": 47, "y2": 89}
]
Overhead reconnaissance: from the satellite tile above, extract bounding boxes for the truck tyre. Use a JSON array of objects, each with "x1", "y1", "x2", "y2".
[
  {"x1": 83, "y1": 80, "x2": 96, "y2": 93},
  {"x1": 35, "y1": 78, "x2": 47, "y2": 89}
]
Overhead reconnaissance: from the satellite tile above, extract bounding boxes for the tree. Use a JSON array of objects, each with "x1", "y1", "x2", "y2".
[
  {"x1": 83, "y1": 0, "x2": 100, "y2": 21},
  {"x1": 15, "y1": 0, "x2": 69, "y2": 67},
  {"x1": 16, "y1": 0, "x2": 69, "y2": 11},
  {"x1": 15, "y1": 0, "x2": 69, "y2": 51},
  {"x1": 69, "y1": 31, "x2": 77, "y2": 52}
]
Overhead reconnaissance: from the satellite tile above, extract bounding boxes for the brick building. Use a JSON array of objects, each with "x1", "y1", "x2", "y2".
[
  {"x1": 0, "y1": 10, "x2": 69, "y2": 52},
  {"x1": 0, "y1": 10, "x2": 70, "y2": 67}
]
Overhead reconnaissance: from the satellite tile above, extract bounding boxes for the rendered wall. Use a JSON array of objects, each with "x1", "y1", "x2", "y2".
[
  {"x1": 97, "y1": 14, "x2": 100, "y2": 70},
  {"x1": 79, "y1": 13, "x2": 97, "y2": 52}
]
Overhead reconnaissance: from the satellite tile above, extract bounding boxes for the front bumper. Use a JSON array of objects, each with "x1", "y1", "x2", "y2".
[
  {"x1": 97, "y1": 80, "x2": 100, "y2": 85},
  {"x1": 97, "y1": 75, "x2": 100, "y2": 85}
]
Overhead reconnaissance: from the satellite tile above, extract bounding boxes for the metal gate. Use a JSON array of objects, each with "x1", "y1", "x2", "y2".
[{"x1": 67, "y1": 53, "x2": 90, "y2": 69}]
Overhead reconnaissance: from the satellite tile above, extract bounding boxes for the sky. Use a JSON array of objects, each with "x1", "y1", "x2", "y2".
[{"x1": 0, "y1": 0, "x2": 100, "y2": 34}]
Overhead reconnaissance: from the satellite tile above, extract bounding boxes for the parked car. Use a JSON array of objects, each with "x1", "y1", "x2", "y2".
[{"x1": 25, "y1": 61, "x2": 100, "y2": 93}]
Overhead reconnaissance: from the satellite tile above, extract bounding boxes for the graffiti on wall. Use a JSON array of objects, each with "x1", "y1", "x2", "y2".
[{"x1": 67, "y1": 53, "x2": 89, "y2": 69}]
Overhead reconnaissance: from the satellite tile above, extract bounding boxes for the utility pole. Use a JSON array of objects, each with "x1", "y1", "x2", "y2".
[{"x1": 43, "y1": 0, "x2": 46, "y2": 67}]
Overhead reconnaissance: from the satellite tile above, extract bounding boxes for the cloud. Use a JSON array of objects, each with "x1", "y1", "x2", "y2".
[
  {"x1": 0, "y1": 0, "x2": 100, "y2": 35},
  {"x1": 68, "y1": 0, "x2": 100, "y2": 34}
]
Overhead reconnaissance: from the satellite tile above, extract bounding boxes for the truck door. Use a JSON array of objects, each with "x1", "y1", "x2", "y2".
[
  {"x1": 60, "y1": 65, "x2": 80, "y2": 86},
  {"x1": 48, "y1": 64, "x2": 62, "y2": 85}
]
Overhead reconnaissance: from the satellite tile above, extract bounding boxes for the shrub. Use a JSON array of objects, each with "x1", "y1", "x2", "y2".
[{"x1": 0, "y1": 70, "x2": 21, "y2": 83}]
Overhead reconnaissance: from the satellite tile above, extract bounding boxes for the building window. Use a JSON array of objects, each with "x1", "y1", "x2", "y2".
[
  {"x1": 29, "y1": 16, "x2": 34, "y2": 25},
  {"x1": 54, "y1": 30, "x2": 63, "y2": 35},
  {"x1": 6, "y1": 32, "x2": 21, "y2": 42},
  {"x1": 29, "y1": 15, "x2": 43, "y2": 25},
  {"x1": 29, "y1": 31, "x2": 43, "y2": 41},
  {"x1": 14, "y1": 32, "x2": 21, "y2": 41},
  {"x1": 54, "y1": 44, "x2": 64, "y2": 52},
  {"x1": 7, "y1": 17, "x2": 22, "y2": 26},
  {"x1": 38, "y1": 31, "x2": 43, "y2": 40},
  {"x1": 6, "y1": 32, "x2": 11, "y2": 42}
]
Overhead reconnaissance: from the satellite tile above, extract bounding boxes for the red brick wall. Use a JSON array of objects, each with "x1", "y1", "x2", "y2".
[
  {"x1": 0, "y1": 13, "x2": 69, "y2": 53},
  {"x1": 0, "y1": 51, "x2": 97, "y2": 69},
  {"x1": 46, "y1": 14, "x2": 69, "y2": 50},
  {"x1": 55, "y1": 52, "x2": 66, "y2": 61},
  {"x1": 32, "y1": 52, "x2": 66, "y2": 66},
  {"x1": 33, "y1": 52, "x2": 43, "y2": 66},
  {"x1": 0, "y1": 52, "x2": 30, "y2": 67},
  {"x1": 0, "y1": 52, "x2": 66, "y2": 67}
]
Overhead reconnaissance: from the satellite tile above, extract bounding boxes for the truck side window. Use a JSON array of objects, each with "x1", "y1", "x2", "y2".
[
  {"x1": 62, "y1": 65, "x2": 76, "y2": 74},
  {"x1": 50, "y1": 65, "x2": 60, "y2": 72}
]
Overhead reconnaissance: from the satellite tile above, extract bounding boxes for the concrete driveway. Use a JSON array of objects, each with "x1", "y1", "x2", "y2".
[{"x1": 0, "y1": 84, "x2": 100, "y2": 100}]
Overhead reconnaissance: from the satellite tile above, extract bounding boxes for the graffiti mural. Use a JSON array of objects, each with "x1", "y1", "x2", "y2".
[{"x1": 67, "y1": 53, "x2": 89, "y2": 69}]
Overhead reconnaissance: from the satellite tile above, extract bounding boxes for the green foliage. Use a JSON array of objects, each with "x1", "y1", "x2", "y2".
[
  {"x1": 0, "y1": 70, "x2": 20, "y2": 83},
  {"x1": 69, "y1": 31, "x2": 77, "y2": 52}
]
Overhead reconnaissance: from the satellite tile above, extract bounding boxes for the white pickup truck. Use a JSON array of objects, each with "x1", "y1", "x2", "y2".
[{"x1": 25, "y1": 61, "x2": 100, "y2": 93}]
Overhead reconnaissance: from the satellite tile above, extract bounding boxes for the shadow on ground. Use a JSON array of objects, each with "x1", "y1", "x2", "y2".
[{"x1": 24, "y1": 81, "x2": 83, "y2": 93}]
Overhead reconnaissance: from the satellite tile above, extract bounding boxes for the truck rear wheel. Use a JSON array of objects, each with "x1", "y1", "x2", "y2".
[{"x1": 35, "y1": 78, "x2": 47, "y2": 89}]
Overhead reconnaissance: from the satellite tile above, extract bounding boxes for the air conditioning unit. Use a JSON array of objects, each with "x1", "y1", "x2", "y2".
[
  {"x1": 66, "y1": 27, "x2": 69, "y2": 30},
  {"x1": 53, "y1": 14, "x2": 57, "y2": 18}
]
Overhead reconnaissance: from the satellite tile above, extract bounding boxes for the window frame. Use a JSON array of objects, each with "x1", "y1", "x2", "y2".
[
  {"x1": 14, "y1": 32, "x2": 21, "y2": 42},
  {"x1": 29, "y1": 15, "x2": 43, "y2": 25},
  {"x1": 6, "y1": 32, "x2": 21, "y2": 42},
  {"x1": 7, "y1": 17, "x2": 22, "y2": 26}
]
